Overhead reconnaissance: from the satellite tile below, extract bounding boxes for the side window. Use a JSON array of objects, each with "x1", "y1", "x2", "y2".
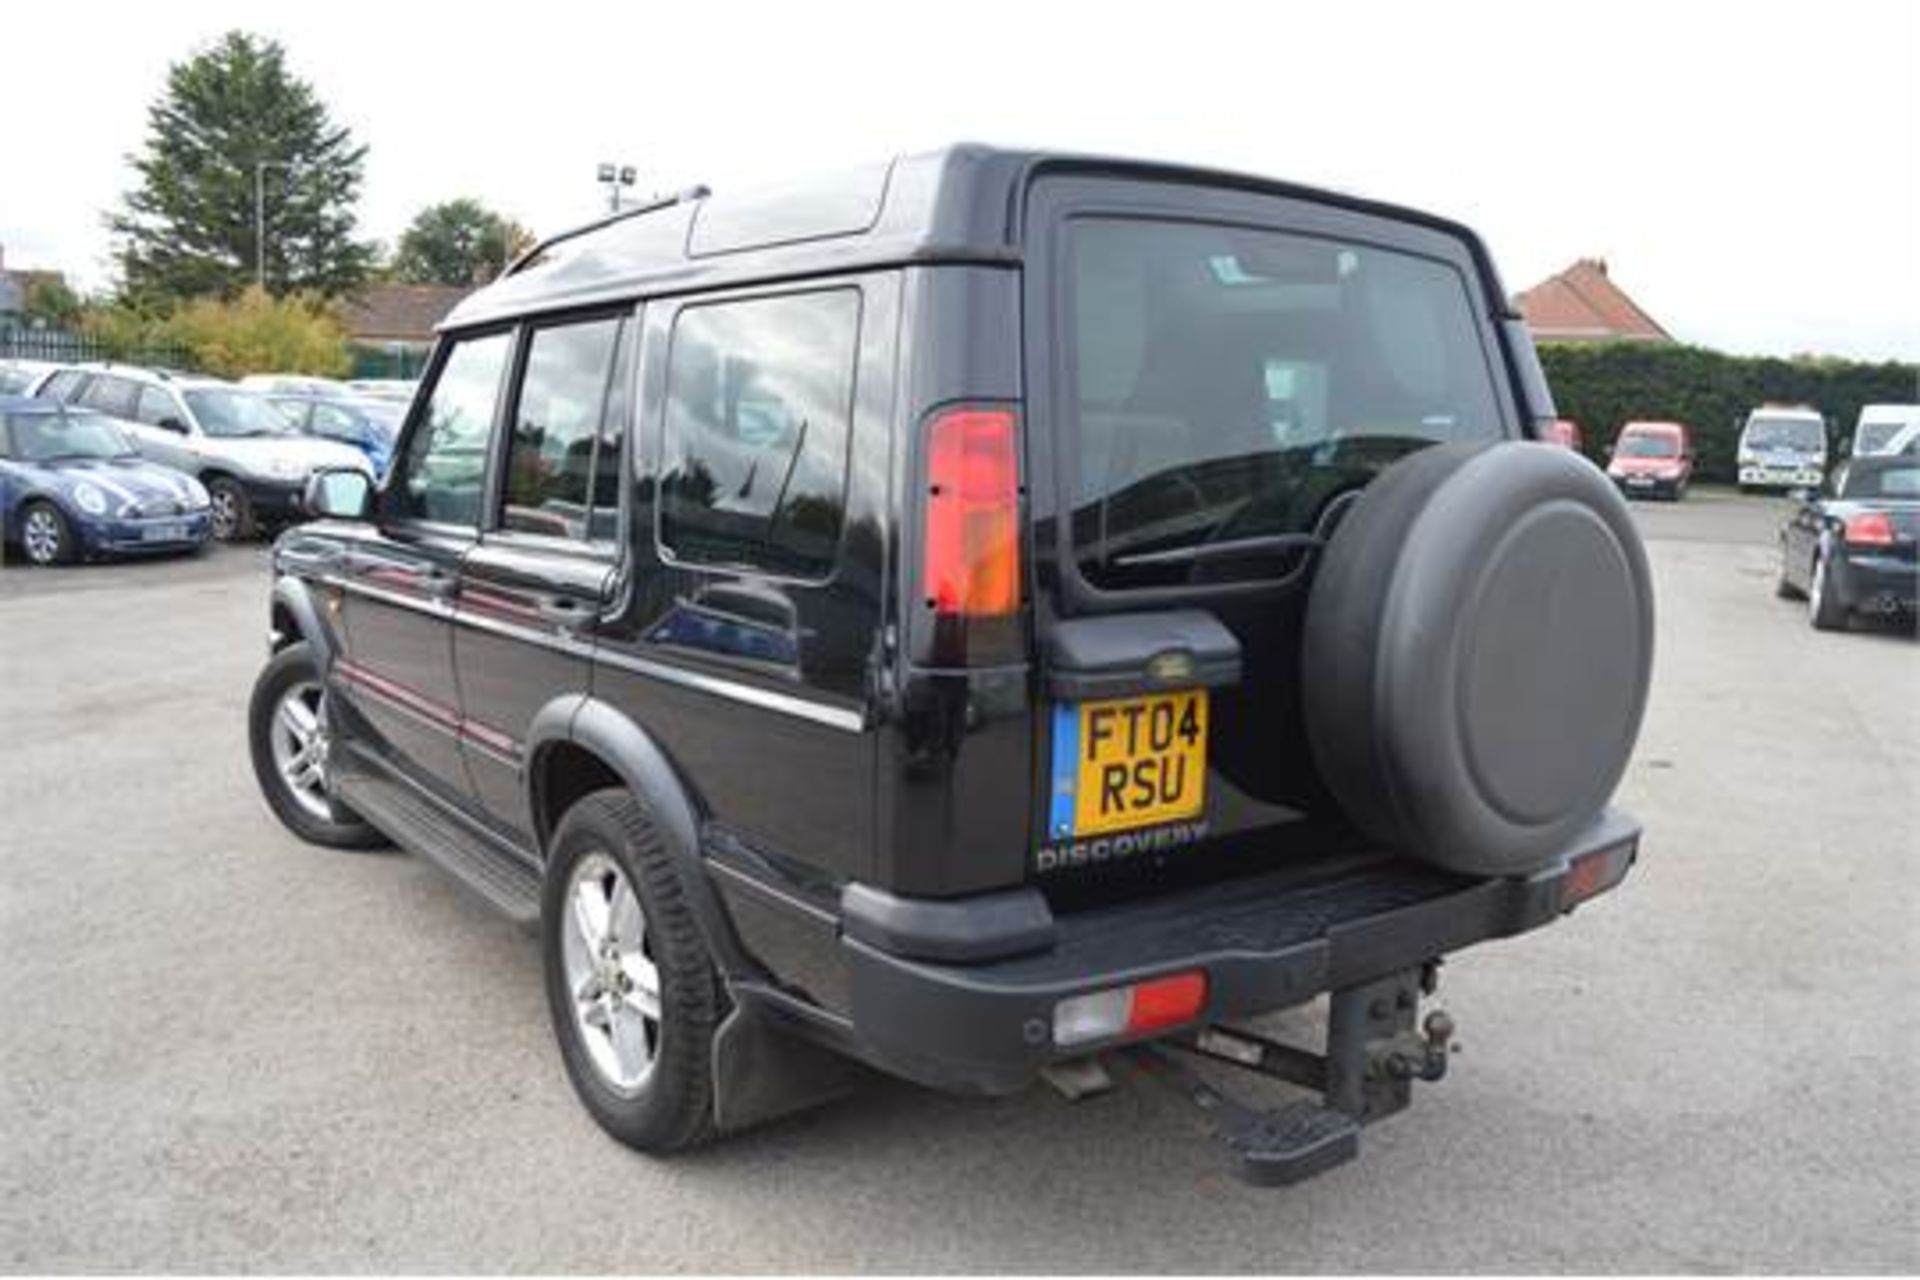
[
  {"x1": 42, "y1": 370, "x2": 86, "y2": 402},
  {"x1": 80, "y1": 375, "x2": 138, "y2": 419},
  {"x1": 387, "y1": 332, "x2": 512, "y2": 527},
  {"x1": 499, "y1": 316, "x2": 624, "y2": 541},
  {"x1": 659, "y1": 290, "x2": 860, "y2": 578},
  {"x1": 133, "y1": 385, "x2": 181, "y2": 427}
]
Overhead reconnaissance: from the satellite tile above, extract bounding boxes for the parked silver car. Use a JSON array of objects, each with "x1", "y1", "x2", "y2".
[{"x1": 32, "y1": 364, "x2": 372, "y2": 540}]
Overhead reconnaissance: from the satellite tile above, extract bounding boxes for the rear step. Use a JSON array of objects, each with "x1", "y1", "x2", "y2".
[
  {"x1": 1124, "y1": 969, "x2": 1456, "y2": 1186},
  {"x1": 334, "y1": 758, "x2": 542, "y2": 926}
]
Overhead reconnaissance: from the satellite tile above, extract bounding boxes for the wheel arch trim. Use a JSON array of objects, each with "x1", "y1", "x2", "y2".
[{"x1": 526, "y1": 694, "x2": 754, "y2": 978}]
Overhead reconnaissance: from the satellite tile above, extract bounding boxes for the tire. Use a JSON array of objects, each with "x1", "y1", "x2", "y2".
[
  {"x1": 1808, "y1": 550, "x2": 1849, "y2": 632},
  {"x1": 1775, "y1": 555, "x2": 1805, "y2": 600},
  {"x1": 20, "y1": 500, "x2": 76, "y2": 566},
  {"x1": 1303, "y1": 442, "x2": 1654, "y2": 876},
  {"x1": 543, "y1": 789, "x2": 725, "y2": 1154},
  {"x1": 207, "y1": 476, "x2": 255, "y2": 542},
  {"x1": 247, "y1": 641, "x2": 385, "y2": 848}
]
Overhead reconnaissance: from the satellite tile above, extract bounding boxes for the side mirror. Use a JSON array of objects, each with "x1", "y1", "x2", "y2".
[
  {"x1": 156, "y1": 416, "x2": 189, "y2": 434},
  {"x1": 304, "y1": 467, "x2": 372, "y2": 520}
]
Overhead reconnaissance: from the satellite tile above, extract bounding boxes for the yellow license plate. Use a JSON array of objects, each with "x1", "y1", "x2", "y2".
[{"x1": 1049, "y1": 690, "x2": 1208, "y2": 838}]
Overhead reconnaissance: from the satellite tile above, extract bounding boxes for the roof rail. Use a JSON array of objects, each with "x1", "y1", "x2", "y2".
[{"x1": 502, "y1": 184, "x2": 712, "y2": 278}]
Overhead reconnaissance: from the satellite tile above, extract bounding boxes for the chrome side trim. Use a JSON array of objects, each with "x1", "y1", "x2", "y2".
[
  {"x1": 326, "y1": 575, "x2": 455, "y2": 621},
  {"x1": 594, "y1": 647, "x2": 867, "y2": 733}
]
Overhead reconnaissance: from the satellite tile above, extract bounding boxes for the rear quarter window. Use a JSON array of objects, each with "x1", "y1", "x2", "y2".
[
  {"x1": 1064, "y1": 217, "x2": 1505, "y2": 590},
  {"x1": 658, "y1": 289, "x2": 861, "y2": 580}
]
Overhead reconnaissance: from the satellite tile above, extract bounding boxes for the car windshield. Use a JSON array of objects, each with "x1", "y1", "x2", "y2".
[
  {"x1": 1841, "y1": 463, "x2": 1920, "y2": 500},
  {"x1": 355, "y1": 400, "x2": 406, "y2": 436},
  {"x1": 1065, "y1": 218, "x2": 1504, "y2": 588},
  {"x1": 5, "y1": 410, "x2": 138, "y2": 461},
  {"x1": 186, "y1": 388, "x2": 294, "y2": 438},
  {"x1": 1619, "y1": 433, "x2": 1679, "y2": 458},
  {"x1": 1744, "y1": 417, "x2": 1823, "y2": 451}
]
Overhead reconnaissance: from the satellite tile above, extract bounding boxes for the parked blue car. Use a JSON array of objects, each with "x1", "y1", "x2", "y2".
[
  {"x1": 0, "y1": 395, "x2": 213, "y2": 565},
  {"x1": 266, "y1": 394, "x2": 404, "y2": 479}
]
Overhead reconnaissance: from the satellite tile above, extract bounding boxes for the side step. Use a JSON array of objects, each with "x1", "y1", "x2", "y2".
[
  {"x1": 335, "y1": 761, "x2": 542, "y2": 926},
  {"x1": 1132, "y1": 1045, "x2": 1359, "y2": 1186}
]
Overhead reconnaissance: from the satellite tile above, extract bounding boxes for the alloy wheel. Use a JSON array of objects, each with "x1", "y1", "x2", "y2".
[
  {"x1": 210, "y1": 488, "x2": 241, "y2": 540},
  {"x1": 561, "y1": 851, "x2": 662, "y2": 1093},
  {"x1": 22, "y1": 507, "x2": 62, "y2": 564},
  {"x1": 268, "y1": 679, "x2": 333, "y2": 820}
]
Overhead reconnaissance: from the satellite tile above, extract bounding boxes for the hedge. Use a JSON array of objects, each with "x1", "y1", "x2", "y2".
[{"x1": 1536, "y1": 342, "x2": 1918, "y2": 481}]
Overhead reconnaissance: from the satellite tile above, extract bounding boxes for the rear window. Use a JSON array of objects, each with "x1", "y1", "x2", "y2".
[
  {"x1": 1064, "y1": 218, "x2": 1504, "y2": 589},
  {"x1": 1841, "y1": 463, "x2": 1920, "y2": 500}
]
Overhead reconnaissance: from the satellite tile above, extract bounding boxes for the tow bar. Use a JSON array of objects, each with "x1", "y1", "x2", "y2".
[{"x1": 1126, "y1": 966, "x2": 1457, "y2": 1186}]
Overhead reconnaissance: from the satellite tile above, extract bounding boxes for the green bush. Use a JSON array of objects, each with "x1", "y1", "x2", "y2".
[
  {"x1": 1538, "y1": 343, "x2": 1918, "y2": 481},
  {"x1": 154, "y1": 287, "x2": 351, "y2": 379}
]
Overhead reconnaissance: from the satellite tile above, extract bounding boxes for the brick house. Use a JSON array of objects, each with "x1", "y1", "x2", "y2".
[
  {"x1": 1514, "y1": 258, "x2": 1671, "y2": 344},
  {"x1": 339, "y1": 283, "x2": 474, "y2": 376}
]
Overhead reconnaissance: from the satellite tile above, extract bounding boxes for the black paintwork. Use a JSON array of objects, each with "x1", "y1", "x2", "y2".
[
  {"x1": 1778, "y1": 457, "x2": 1920, "y2": 620},
  {"x1": 261, "y1": 145, "x2": 1616, "y2": 1109}
]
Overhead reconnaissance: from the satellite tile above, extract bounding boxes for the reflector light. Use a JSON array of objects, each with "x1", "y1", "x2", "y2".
[
  {"x1": 923, "y1": 408, "x2": 1020, "y2": 618},
  {"x1": 1052, "y1": 971, "x2": 1209, "y2": 1047},
  {"x1": 1564, "y1": 845, "x2": 1630, "y2": 908},
  {"x1": 1844, "y1": 512, "x2": 1896, "y2": 547}
]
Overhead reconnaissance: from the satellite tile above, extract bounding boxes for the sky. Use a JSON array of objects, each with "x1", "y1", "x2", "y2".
[{"x1": 2, "y1": 0, "x2": 1915, "y2": 362}]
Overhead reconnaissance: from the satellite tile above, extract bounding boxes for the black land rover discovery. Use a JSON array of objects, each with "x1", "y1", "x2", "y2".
[{"x1": 250, "y1": 146, "x2": 1653, "y2": 1184}]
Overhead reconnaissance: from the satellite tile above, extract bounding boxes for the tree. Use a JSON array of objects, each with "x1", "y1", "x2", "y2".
[
  {"x1": 110, "y1": 31, "x2": 376, "y2": 303},
  {"x1": 21, "y1": 278, "x2": 84, "y2": 331},
  {"x1": 388, "y1": 199, "x2": 535, "y2": 286},
  {"x1": 161, "y1": 287, "x2": 351, "y2": 378}
]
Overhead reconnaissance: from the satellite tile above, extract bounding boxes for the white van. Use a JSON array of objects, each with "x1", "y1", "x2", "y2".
[
  {"x1": 1736, "y1": 405, "x2": 1827, "y2": 492},
  {"x1": 1852, "y1": 403, "x2": 1920, "y2": 457}
]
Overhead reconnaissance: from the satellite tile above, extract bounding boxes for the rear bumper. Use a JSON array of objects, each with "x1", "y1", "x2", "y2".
[
  {"x1": 829, "y1": 809, "x2": 1639, "y2": 1094},
  {"x1": 1831, "y1": 553, "x2": 1918, "y2": 615}
]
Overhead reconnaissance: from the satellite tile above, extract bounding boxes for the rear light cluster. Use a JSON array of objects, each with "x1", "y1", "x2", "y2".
[
  {"x1": 919, "y1": 405, "x2": 1022, "y2": 665},
  {"x1": 1843, "y1": 512, "x2": 1896, "y2": 547},
  {"x1": 1563, "y1": 842, "x2": 1634, "y2": 910},
  {"x1": 1052, "y1": 970, "x2": 1208, "y2": 1048}
]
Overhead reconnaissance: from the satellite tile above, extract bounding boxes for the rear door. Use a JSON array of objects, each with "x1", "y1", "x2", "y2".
[
  {"x1": 337, "y1": 329, "x2": 512, "y2": 803},
  {"x1": 1023, "y1": 176, "x2": 1520, "y2": 885},
  {"x1": 454, "y1": 310, "x2": 632, "y2": 842}
]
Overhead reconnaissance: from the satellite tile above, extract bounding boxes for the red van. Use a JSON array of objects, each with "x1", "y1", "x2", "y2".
[{"x1": 1607, "y1": 421, "x2": 1694, "y2": 500}]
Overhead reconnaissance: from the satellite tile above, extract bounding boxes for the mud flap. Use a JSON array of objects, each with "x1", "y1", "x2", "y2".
[{"x1": 710, "y1": 999, "x2": 865, "y2": 1134}]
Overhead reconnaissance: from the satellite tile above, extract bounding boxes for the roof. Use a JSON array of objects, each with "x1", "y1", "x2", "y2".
[
  {"x1": 445, "y1": 144, "x2": 1509, "y2": 332},
  {"x1": 1514, "y1": 258, "x2": 1670, "y2": 343},
  {"x1": 342, "y1": 283, "x2": 474, "y2": 343}
]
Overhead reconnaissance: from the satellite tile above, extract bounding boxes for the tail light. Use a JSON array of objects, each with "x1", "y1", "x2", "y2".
[
  {"x1": 1844, "y1": 512, "x2": 1896, "y2": 547},
  {"x1": 920, "y1": 406, "x2": 1021, "y2": 664},
  {"x1": 1052, "y1": 971, "x2": 1209, "y2": 1047}
]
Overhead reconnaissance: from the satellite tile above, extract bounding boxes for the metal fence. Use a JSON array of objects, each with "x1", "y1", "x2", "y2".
[{"x1": 0, "y1": 327, "x2": 193, "y2": 370}]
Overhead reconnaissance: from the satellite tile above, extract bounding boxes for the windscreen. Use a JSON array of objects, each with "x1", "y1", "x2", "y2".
[
  {"x1": 186, "y1": 388, "x2": 295, "y2": 438},
  {"x1": 1065, "y1": 218, "x2": 1505, "y2": 589},
  {"x1": 1744, "y1": 416, "x2": 1824, "y2": 452},
  {"x1": 4, "y1": 410, "x2": 137, "y2": 460},
  {"x1": 1618, "y1": 432, "x2": 1679, "y2": 458}
]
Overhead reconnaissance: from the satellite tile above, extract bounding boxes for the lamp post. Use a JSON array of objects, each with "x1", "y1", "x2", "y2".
[
  {"x1": 597, "y1": 162, "x2": 637, "y2": 213},
  {"x1": 254, "y1": 159, "x2": 298, "y2": 291}
]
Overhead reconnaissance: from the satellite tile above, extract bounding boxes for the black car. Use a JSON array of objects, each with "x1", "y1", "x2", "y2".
[
  {"x1": 247, "y1": 146, "x2": 1654, "y2": 1185},
  {"x1": 1777, "y1": 454, "x2": 1920, "y2": 630}
]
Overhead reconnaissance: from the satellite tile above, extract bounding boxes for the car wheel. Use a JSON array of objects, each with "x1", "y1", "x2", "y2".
[
  {"x1": 207, "y1": 477, "x2": 255, "y2": 542},
  {"x1": 247, "y1": 641, "x2": 386, "y2": 848},
  {"x1": 1808, "y1": 550, "x2": 1848, "y2": 632},
  {"x1": 19, "y1": 501, "x2": 75, "y2": 566},
  {"x1": 543, "y1": 789, "x2": 724, "y2": 1154}
]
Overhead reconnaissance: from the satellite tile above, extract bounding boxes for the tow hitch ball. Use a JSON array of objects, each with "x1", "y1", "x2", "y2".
[{"x1": 1381, "y1": 1010, "x2": 1457, "y2": 1084}]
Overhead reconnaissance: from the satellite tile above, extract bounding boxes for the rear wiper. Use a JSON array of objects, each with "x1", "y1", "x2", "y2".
[{"x1": 1113, "y1": 532, "x2": 1322, "y2": 568}]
